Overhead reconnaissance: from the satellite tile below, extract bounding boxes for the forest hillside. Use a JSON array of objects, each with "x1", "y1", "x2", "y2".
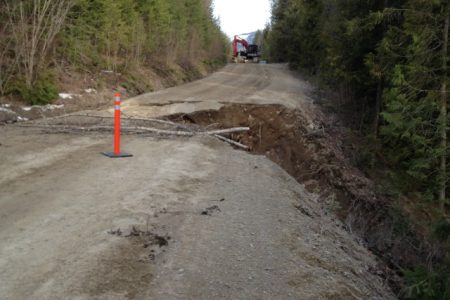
[{"x1": 0, "y1": 0, "x2": 229, "y2": 105}]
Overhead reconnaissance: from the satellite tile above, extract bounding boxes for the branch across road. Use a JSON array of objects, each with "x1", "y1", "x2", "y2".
[{"x1": 16, "y1": 114, "x2": 251, "y2": 149}]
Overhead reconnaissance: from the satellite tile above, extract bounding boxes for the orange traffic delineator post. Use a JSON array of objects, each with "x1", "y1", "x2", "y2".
[{"x1": 103, "y1": 92, "x2": 133, "y2": 158}]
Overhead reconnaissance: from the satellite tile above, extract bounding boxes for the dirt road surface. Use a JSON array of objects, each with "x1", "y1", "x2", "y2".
[{"x1": 0, "y1": 64, "x2": 395, "y2": 299}]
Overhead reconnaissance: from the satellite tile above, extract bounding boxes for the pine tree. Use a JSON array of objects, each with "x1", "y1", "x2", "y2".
[{"x1": 379, "y1": 0, "x2": 449, "y2": 203}]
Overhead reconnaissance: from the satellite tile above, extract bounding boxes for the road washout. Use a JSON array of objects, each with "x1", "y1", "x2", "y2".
[
  {"x1": 0, "y1": 64, "x2": 399, "y2": 299},
  {"x1": 168, "y1": 103, "x2": 426, "y2": 292},
  {"x1": 166, "y1": 99, "x2": 448, "y2": 296}
]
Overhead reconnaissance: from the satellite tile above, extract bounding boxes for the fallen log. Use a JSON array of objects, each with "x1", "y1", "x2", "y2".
[
  {"x1": 37, "y1": 113, "x2": 188, "y2": 129},
  {"x1": 202, "y1": 127, "x2": 250, "y2": 135},
  {"x1": 131, "y1": 126, "x2": 250, "y2": 136},
  {"x1": 213, "y1": 134, "x2": 249, "y2": 150},
  {"x1": 14, "y1": 124, "x2": 250, "y2": 137}
]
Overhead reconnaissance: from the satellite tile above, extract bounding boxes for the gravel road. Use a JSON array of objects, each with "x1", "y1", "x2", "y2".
[{"x1": 0, "y1": 64, "x2": 395, "y2": 299}]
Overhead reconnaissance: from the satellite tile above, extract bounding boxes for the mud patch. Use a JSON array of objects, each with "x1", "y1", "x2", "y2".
[
  {"x1": 124, "y1": 226, "x2": 170, "y2": 248},
  {"x1": 80, "y1": 239, "x2": 153, "y2": 299},
  {"x1": 108, "y1": 225, "x2": 170, "y2": 258},
  {"x1": 79, "y1": 226, "x2": 170, "y2": 299}
]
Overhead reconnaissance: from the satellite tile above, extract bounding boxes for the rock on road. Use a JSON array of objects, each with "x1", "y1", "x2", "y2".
[{"x1": 0, "y1": 64, "x2": 395, "y2": 299}]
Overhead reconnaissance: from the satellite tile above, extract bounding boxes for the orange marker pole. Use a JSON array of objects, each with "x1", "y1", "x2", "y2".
[
  {"x1": 102, "y1": 92, "x2": 132, "y2": 158},
  {"x1": 114, "y1": 92, "x2": 121, "y2": 155}
]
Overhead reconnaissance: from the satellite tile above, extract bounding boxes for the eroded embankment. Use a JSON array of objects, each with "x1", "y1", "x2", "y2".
[{"x1": 169, "y1": 104, "x2": 444, "y2": 293}]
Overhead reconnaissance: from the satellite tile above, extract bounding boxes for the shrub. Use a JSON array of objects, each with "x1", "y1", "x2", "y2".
[
  {"x1": 9, "y1": 74, "x2": 58, "y2": 105},
  {"x1": 433, "y1": 219, "x2": 450, "y2": 242},
  {"x1": 401, "y1": 266, "x2": 450, "y2": 300}
]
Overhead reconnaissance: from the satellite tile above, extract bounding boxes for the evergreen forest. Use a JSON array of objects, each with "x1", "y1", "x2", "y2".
[{"x1": 264, "y1": 1, "x2": 450, "y2": 298}]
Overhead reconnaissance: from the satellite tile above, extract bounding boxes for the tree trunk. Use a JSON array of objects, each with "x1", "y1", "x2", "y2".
[{"x1": 439, "y1": 13, "x2": 449, "y2": 210}]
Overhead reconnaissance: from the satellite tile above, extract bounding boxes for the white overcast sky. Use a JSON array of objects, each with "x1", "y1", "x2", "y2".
[{"x1": 213, "y1": 0, "x2": 272, "y2": 38}]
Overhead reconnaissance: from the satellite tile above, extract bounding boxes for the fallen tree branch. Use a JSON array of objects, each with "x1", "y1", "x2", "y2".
[
  {"x1": 205, "y1": 127, "x2": 250, "y2": 135},
  {"x1": 39, "y1": 113, "x2": 189, "y2": 129},
  {"x1": 14, "y1": 124, "x2": 250, "y2": 136},
  {"x1": 213, "y1": 134, "x2": 249, "y2": 150},
  {"x1": 130, "y1": 126, "x2": 250, "y2": 136},
  {"x1": 130, "y1": 126, "x2": 196, "y2": 136}
]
